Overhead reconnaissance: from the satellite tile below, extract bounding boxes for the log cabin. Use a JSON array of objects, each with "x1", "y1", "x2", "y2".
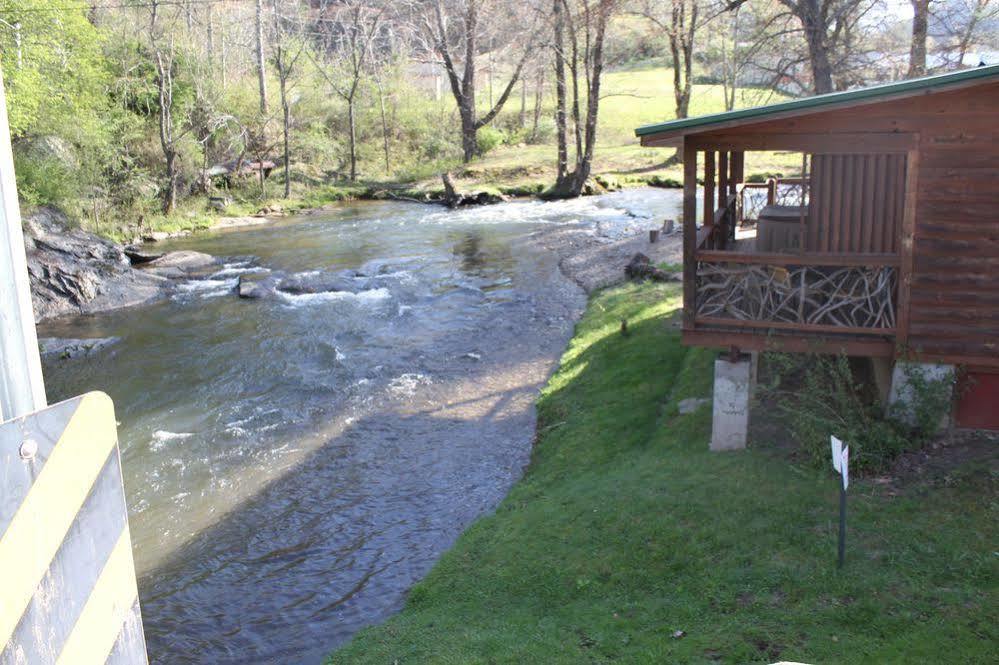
[{"x1": 634, "y1": 64, "x2": 999, "y2": 436}]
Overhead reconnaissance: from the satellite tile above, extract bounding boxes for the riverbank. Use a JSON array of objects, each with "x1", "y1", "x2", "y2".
[{"x1": 327, "y1": 281, "x2": 996, "y2": 664}]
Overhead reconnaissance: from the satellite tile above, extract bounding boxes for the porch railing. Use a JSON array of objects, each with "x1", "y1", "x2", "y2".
[{"x1": 693, "y1": 251, "x2": 899, "y2": 334}]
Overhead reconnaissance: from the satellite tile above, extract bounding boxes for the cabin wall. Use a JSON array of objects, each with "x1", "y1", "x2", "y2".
[
  {"x1": 807, "y1": 153, "x2": 906, "y2": 254},
  {"x1": 700, "y1": 82, "x2": 999, "y2": 366}
]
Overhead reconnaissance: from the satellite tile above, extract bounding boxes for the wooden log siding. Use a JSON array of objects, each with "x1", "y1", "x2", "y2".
[
  {"x1": 806, "y1": 154, "x2": 906, "y2": 254},
  {"x1": 676, "y1": 81, "x2": 999, "y2": 366}
]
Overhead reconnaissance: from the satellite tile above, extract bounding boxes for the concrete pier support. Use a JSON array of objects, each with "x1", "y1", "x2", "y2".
[
  {"x1": 711, "y1": 354, "x2": 755, "y2": 451},
  {"x1": 888, "y1": 361, "x2": 955, "y2": 429}
]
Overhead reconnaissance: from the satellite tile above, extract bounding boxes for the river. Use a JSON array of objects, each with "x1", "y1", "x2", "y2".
[{"x1": 38, "y1": 188, "x2": 684, "y2": 664}]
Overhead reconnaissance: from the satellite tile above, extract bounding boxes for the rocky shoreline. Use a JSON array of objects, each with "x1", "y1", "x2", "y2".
[{"x1": 24, "y1": 207, "x2": 239, "y2": 322}]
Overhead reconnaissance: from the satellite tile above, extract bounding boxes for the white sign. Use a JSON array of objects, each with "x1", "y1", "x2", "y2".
[{"x1": 830, "y1": 435, "x2": 849, "y2": 490}]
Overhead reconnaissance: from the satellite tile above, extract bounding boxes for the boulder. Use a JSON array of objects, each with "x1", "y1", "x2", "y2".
[
  {"x1": 143, "y1": 250, "x2": 219, "y2": 272},
  {"x1": 24, "y1": 207, "x2": 168, "y2": 321},
  {"x1": 123, "y1": 247, "x2": 164, "y2": 265},
  {"x1": 38, "y1": 336, "x2": 121, "y2": 360},
  {"x1": 237, "y1": 273, "x2": 278, "y2": 299},
  {"x1": 277, "y1": 270, "x2": 356, "y2": 295},
  {"x1": 18, "y1": 135, "x2": 79, "y2": 171}
]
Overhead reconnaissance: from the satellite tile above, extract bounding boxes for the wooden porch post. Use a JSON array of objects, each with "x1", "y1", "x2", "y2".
[
  {"x1": 732, "y1": 151, "x2": 745, "y2": 226},
  {"x1": 718, "y1": 151, "x2": 729, "y2": 210},
  {"x1": 703, "y1": 151, "x2": 715, "y2": 228},
  {"x1": 728, "y1": 151, "x2": 740, "y2": 199},
  {"x1": 897, "y1": 148, "x2": 919, "y2": 349},
  {"x1": 683, "y1": 141, "x2": 698, "y2": 330}
]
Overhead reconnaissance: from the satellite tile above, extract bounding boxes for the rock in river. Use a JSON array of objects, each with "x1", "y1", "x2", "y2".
[
  {"x1": 142, "y1": 250, "x2": 219, "y2": 272},
  {"x1": 38, "y1": 336, "x2": 122, "y2": 359},
  {"x1": 276, "y1": 269, "x2": 356, "y2": 295},
  {"x1": 24, "y1": 207, "x2": 168, "y2": 321}
]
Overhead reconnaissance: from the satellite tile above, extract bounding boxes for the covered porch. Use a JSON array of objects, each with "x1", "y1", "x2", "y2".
[{"x1": 678, "y1": 132, "x2": 917, "y2": 357}]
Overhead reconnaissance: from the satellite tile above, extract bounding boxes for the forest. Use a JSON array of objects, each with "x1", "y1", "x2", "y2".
[{"x1": 0, "y1": 0, "x2": 995, "y2": 239}]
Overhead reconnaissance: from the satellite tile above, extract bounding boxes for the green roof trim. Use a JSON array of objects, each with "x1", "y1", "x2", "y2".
[{"x1": 634, "y1": 64, "x2": 999, "y2": 138}]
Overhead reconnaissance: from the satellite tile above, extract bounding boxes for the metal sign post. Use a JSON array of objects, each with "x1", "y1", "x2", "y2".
[
  {"x1": 830, "y1": 435, "x2": 849, "y2": 568},
  {"x1": 0, "y1": 62, "x2": 148, "y2": 662},
  {"x1": 0, "y1": 61, "x2": 45, "y2": 422}
]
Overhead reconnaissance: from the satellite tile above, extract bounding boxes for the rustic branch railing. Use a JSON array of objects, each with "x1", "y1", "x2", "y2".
[{"x1": 694, "y1": 254, "x2": 898, "y2": 332}]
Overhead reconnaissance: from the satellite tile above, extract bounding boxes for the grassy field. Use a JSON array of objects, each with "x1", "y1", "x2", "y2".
[
  {"x1": 327, "y1": 281, "x2": 996, "y2": 664},
  {"x1": 442, "y1": 68, "x2": 798, "y2": 192}
]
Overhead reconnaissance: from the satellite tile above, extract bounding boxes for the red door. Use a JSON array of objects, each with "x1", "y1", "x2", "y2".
[{"x1": 955, "y1": 369, "x2": 999, "y2": 430}]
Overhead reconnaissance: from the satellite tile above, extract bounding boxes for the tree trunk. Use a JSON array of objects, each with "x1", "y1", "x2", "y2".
[
  {"x1": 797, "y1": 0, "x2": 834, "y2": 93},
  {"x1": 908, "y1": 0, "x2": 929, "y2": 77},
  {"x1": 206, "y1": 4, "x2": 214, "y2": 71},
  {"x1": 553, "y1": 0, "x2": 568, "y2": 185},
  {"x1": 163, "y1": 151, "x2": 177, "y2": 214},
  {"x1": 460, "y1": 104, "x2": 477, "y2": 163},
  {"x1": 531, "y1": 68, "x2": 544, "y2": 141},
  {"x1": 567, "y1": 2, "x2": 610, "y2": 195},
  {"x1": 519, "y1": 78, "x2": 527, "y2": 128},
  {"x1": 282, "y1": 98, "x2": 291, "y2": 198},
  {"x1": 348, "y1": 97, "x2": 358, "y2": 181},
  {"x1": 377, "y1": 80, "x2": 391, "y2": 173},
  {"x1": 255, "y1": 0, "x2": 268, "y2": 113},
  {"x1": 155, "y1": 50, "x2": 177, "y2": 214}
]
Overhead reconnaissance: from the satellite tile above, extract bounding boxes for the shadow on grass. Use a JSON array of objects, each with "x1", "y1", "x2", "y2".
[{"x1": 330, "y1": 281, "x2": 996, "y2": 665}]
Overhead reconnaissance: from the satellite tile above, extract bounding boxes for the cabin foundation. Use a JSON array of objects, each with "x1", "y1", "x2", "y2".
[
  {"x1": 710, "y1": 354, "x2": 755, "y2": 451},
  {"x1": 888, "y1": 361, "x2": 955, "y2": 430}
]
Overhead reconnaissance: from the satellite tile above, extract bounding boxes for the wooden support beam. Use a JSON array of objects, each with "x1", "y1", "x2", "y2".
[
  {"x1": 732, "y1": 151, "x2": 745, "y2": 186},
  {"x1": 694, "y1": 250, "x2": 900, "y2": 267},
  {"x1": 897, "y1": 148, "x2": 920, "y2": 347},
  {"x1": 682, "y1": 330, "x2": 896, "y2": 357},
  {"x1": 703, "y1": 151, "x2": 715, "y2": 228},
  {"x1": 683, "y1": 140, "x2": 698, "y2": 330},
  {"x1": 688, "y1": 132, "x2": 918, "y2": 154},
  {"x1": 718, "y1": 151, "x2": 729, "y2": 211},
  {"x1": 728, "y1": 151, "x2": 739, "y2": 199}
]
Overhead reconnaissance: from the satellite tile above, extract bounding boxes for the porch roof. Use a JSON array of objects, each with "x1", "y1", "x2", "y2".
[{"x1": 635, "y1": 64, "x2": 999, "y2": 144}]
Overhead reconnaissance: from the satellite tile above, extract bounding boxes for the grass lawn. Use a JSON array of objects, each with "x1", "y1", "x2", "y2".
[
  {"x1": 327, "y1": 282, "x2": 996, "y2": 664},
  {"x1": 410, "y1": 69, "x2": 801, "y2": 194}
]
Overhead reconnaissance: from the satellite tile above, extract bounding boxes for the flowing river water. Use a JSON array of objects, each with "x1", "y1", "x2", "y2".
[{"x1": 38, "y1": 188, "x2": 683, "y2": 664}]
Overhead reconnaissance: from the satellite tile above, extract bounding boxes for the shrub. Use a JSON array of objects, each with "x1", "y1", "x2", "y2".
[
  {"x1": 646, "y1": 174, "x2": 682, "y2": 188},
  {"x1": 527, "y1": 117, "x2": 555, "y2": 145},
  {"x1": 475, "y1": 125, "x2": 506, "y2": 155},
  {"x1": 758, "y1": 353, "x2": 952, "y2": 473},
  {"x1": 13, "y1": 154, "x2": 81, "y2": 212}
]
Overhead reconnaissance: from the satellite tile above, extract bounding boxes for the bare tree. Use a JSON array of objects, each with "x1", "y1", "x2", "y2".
[
  {"x1": 155, "y1": 47, "x2": 180, "y2": 213},
  {"x1": 146, "y1": 1, "x2": 195, "y2": 213},
  {"x1": 269, "y1": 1, "x2": 307, "y2": 197},
  {"x1": 417, "y1": 0, "x2": 541, "y2": 162},
  {"x1": 638, "y1": 0, "x2": 699, "y2": 120},
  {"x1": 933, "y1": 0, "x2": 999, "y2": 69},
  {"x1": 551, "y1": 0, "x2": 617, "y2": 197},
  {"x1": 312, "y1": 0, "x2": 385, "y2": 181},
  {"x1": 909, "y1": 0, "x2": 931, "y2": 76},
  {"x1": 777, "y1": 0, "x2": 879, "y2": 93},
  {"x1": 255, "y1": 0, "x2": 269, "y2": 113}
]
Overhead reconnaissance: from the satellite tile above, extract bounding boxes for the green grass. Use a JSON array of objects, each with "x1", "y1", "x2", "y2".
[
  {"x1": 444, "y1": 71, "x2": 800, "y2": 193},
  {"x1": 327, "y1": 282, "x2": 996, "y2": 664}
]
